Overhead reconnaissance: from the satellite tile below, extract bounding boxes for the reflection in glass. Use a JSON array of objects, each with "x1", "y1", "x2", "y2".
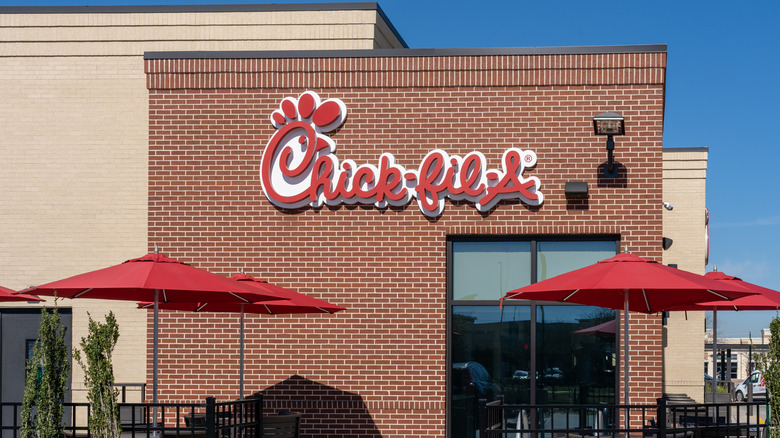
[
  {"x1": 451, "y1": 305, "x2": 531, "y2": 438},
  {"x1": 537, "y1": 241, "x2": 616, "y2": 281},
  {"x1": 449, "y1": 239, "x2": 618, "y2": 438},
  {"x1": 536, "y1": 305, "x2": 616, "y2": 405},
  {"x1": 453, "y1": 242, "x2": 531, "y2": 300}
]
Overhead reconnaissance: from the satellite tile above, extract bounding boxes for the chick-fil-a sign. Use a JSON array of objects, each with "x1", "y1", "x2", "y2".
[{"x1": 260, "y1": 91, "x2": 544, "y2": 217}]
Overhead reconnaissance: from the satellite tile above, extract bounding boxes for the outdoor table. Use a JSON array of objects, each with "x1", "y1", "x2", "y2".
[{"x1": 184, "y1": 411, "x2": 235, "y2": 438}]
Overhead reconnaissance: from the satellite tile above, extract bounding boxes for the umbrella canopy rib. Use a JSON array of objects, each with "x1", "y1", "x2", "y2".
[
  {"x1": 137, "y1": 273, "x2": 345, "y2": 398},
  {"x1": 18, "y1": 253, "x2": 287, "y2": 407},
  {"x1": 502, "y1": 252, "x2": 755, "y2": 428}
]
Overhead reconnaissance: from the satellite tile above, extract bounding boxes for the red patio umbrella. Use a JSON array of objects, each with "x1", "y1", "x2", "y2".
[
  {"x1": 138, "y1": 273, "x2": 345, "y2": 397},
  {"x1": 671, "y1": 271, "x2": 780, "y2": 311},
  {"x1": 501, "y1": 253, "x2": 753, "y2": 419},
  {"x1": 19, "y1": 253, "x2": 285, "y2": 405},
  {"x1": 0, "y1": 285, "x2": 44, "y2": 302},
  {"x1": 667, "y1": 271, "x2": 780, "y2": 400},
  {"x1": 573, "y1": 318, "x2": 616, "y2": 337}
]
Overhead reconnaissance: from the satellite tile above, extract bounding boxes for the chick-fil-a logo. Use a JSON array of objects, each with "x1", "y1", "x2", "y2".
[{"x1": 260, "y1": 91, "x2": 544, "y2": 217}]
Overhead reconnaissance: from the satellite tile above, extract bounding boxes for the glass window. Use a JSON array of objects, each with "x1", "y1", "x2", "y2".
[
  {"x1": 536, "y1": 306, "x2": 616, "y2": 405},
  {"x1": 26, "y1": 339, "x2": 42, "y2": 388},
  {"x1": 26, "y1": 339, "x2": 36, "y2": 363},
  {"x1": 451, "y1": 305, "x2": 531, "y2": 438},
  {"x1": 537, "y1": 241, "x2": 617, "y2": 281},
  {"x1": 449, "y1": 237, "x2": 618, "y2": 438},
  {"x1": 452, "y1": 242, "x2": 531, "y2": 301},
  {"x1": 453, "y1": 241, "x2": 531, "y2": 300}
]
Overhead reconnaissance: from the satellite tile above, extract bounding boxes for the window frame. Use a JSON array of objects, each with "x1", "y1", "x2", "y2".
[{"x1": 445, "y1": 234, "x2": 620, "y2": 438}]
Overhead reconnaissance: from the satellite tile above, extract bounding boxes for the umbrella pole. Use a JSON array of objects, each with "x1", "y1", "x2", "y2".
[
  {"x1": 712, "y1": 308, "x2": 718, "y2": 403},
  {"x1": 240, "y1": 304, "x2": 245, "y2": 399},
  {"x1": 153, "y1": 290, "x2": 159, "y2": 437},
  {"x1": 624, "y1": 292, "x2": 630, "y2": 430}
]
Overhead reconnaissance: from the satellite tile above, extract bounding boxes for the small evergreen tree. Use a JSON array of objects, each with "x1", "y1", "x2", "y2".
[
  {"x1": 21, "y1": 306, "x2": 70, "y2": 438},
  {"x1": 74, "y1": 311, "x2": 121, "y2": 438},
  {"x1": 758, "y1": 315, "x2": 780, "y2": 438}
]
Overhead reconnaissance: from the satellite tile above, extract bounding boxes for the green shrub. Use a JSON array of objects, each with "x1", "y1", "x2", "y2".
[
  {"x1": 758, "y1": 315, "x2": 780, "y2": 438},
  {"x1": 21, "y1": 306, "x2": 70, "y2": 438},
  {"x1": 74, "y1": 311, "x2": 121, "y2": 438}
]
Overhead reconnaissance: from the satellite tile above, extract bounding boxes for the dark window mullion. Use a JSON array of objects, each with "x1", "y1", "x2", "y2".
[
  {"x1": 531, "y1": 239, "x2": 538, "y2": 283},
  {"x1": 530, "y1": 239, "x2": 538, "y2": 405}
]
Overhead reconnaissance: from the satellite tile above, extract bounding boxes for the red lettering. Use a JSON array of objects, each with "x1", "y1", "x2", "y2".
[
  {"x1": 457, "y1": 153, "x2": 486, "y2": 197},
  {"x1": 415, "y1": 152, "x2": 448, "y2": 214},
  {"x1": 327, "y1": 162, "x2": 352, "y2": 201},
  {"x1": 376, "y1": 154, "x2": 407, "y2": 203},
  {"x1": 260, "y1": 121, "x2": 320, "y2": 205},
  {"x1": 262, "y1": 92, "x2": 543, "y2": 215},
  {"x1": 309, "y1": 156, "x2": 336, "y2": 203},
  {"x1": 479, "y1": 150, "x2": 539, "y2": 208}
]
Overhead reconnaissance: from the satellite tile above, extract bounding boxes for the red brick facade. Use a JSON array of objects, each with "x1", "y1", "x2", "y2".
[{"x1": 146, "y1": 48, "x2": 666, "y2": 437}]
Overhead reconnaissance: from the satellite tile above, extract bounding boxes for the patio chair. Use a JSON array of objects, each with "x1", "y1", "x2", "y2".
[
  {"x1": 510, "y1": 409, "x2": 528, "y2": 438},
  {"x1": 263, "y1": 413, "x2": 301, "y2": 438}
]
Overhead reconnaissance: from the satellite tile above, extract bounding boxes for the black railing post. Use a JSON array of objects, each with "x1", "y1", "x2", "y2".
[
  {"x1": 477, "y1": 398, "x2": 487, "y2": 438},
  {"x1": 656, "y1": 397, "x2": 667, "y2": 438},
  {"x1": 254, "y1": 392, "x2": 263, "y2": 438},
  {"x1": 205, "y1": 396, "x2": 216, "y2": 438}
]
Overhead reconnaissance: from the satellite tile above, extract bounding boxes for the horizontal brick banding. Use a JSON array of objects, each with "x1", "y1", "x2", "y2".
[
  {"x1": 147, "y1": 49, "x2": 666, "y2": 437},
  {"x1": 145, "y1": 52, "x2": 666, "y2": 89}
]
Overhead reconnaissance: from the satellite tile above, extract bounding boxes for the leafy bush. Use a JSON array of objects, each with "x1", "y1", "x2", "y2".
[
  {"x1": 74, "y1": 312, "x2": 121, "y2": 438},
  {"x1": 21, "y1": 306, "x2": 70, "y2": 438},
  {"x1": 758, "y1": 315, "x2": 780, "y2": 438}
]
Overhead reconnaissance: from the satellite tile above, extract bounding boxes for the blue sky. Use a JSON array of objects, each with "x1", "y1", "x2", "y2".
[{"x1": 5, "y1": 0, "x2": 779, "y2": 337}]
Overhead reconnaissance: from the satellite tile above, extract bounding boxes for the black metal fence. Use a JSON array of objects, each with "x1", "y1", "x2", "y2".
[
  {"x1": 0, "y1": 394, "x2": 262, "y2": 438},
  {"x1": 479, "y1": 397, "x2": 768, "y2": 438}
]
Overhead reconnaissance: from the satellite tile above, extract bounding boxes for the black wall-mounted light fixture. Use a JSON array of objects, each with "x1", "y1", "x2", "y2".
[
  {"x1": 662, "y1": 237, "x2": 673, "y2": 250},
  {"x1": 564, "y1": 181, "x2": 588, "y2": 198},
  {"x1": 593, "y1": 112, "x2": 625, "y2": 178}
]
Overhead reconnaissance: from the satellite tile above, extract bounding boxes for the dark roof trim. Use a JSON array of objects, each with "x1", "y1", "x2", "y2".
[
  {"x1": 663, "y1": 147, "x2": 709, "y2": 152},
  {"x1": 0, "y1": 2, "x2": 381, "y2": 14},
  {"x1": 145, "y1": 44, "x2": 667, "y2": 60},
  {"x1": 375, "y1": 3, "x2": 407, "y2": 49}
]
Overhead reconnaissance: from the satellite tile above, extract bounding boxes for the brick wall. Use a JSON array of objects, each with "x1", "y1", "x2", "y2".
[
  {"x1": 0, "y1": 4, "x2": 403, "y2": 404},
  {"x1": 146, "y1": 50, "x2": 666, "y2": 437}
]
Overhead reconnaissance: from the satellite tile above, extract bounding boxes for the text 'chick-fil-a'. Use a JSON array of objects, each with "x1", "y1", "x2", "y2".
[{"x1": 260, "y1": 91, "x2": 544, "y2": 217}]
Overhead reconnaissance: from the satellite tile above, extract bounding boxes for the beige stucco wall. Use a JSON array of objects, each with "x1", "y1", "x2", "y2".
[
  {"x1": 0, "y1": 4, "x2": 404, "y2": 403},
  {"x1": 662, "y1": 148, "x2": 709, "y2": 402}
]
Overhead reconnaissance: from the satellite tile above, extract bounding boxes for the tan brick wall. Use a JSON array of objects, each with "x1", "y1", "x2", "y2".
[
  {"x1": 662, "y1": 148, "x2": 709, "y2": 401},
  {"x1": 146, "y1": 50, "x2": 666, "y2": 437},
  {"x1": 0, "y1": 4, "x2": 403, "y2": 403},
  {"x1": 0, "y1": 9, "x2": 403, "y2": 55}
]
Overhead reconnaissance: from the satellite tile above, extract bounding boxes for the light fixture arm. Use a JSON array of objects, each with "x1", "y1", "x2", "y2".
[{"x1": 604, "y1": 134, "x2": 618, "y2": 178}]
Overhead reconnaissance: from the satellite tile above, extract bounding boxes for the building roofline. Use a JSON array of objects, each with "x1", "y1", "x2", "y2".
[
  {"x1": 375, "y1": 3, "x2": 407, "y2": 48},
  {"x1": 706, "y1": 343, "x2": 769, "y2": 350},
  {"x1": 663, "y1": 147, "x2": 710, "y2": 152},
  {"x1": 144, "y1": 44, "x2": 667, "y2": 60},
  {"x1": 0, "y1": 2, "x2": 408, "y2": 49},
  {"x1": 0, "y1": 2, "x2": 381, "y2": 14}
]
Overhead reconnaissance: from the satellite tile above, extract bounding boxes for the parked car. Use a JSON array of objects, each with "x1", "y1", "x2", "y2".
[
  {"x1": 513, "y1": 370, "x2": 530, "y2": 380},
  {"x1": 734, "y1": 370, "x2": 766, "y2": 401},
  {"x1": 543, "y1": 367, "x2": 562, "y2": 379}
]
